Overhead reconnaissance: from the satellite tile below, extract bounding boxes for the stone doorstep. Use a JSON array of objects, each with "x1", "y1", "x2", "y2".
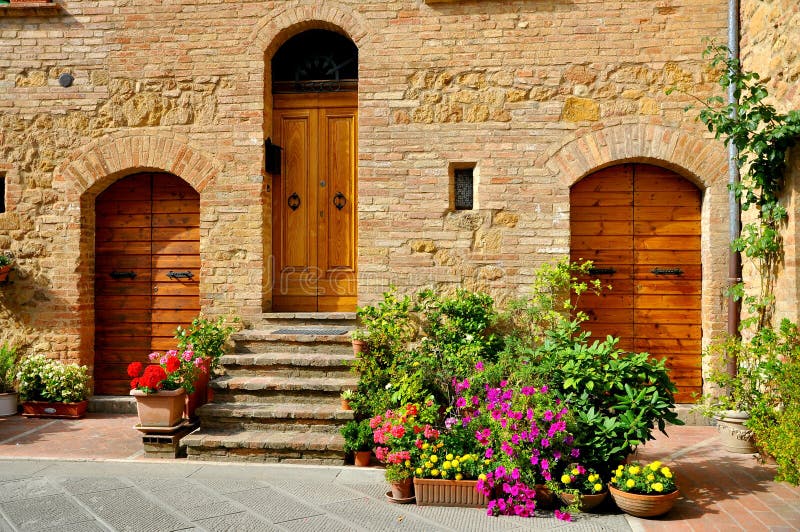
[
  {"x1": 255, "y1": 312, "x2": 357, "y2": 327},
  {"x1": 232, "y1": 329, "x2": 354, "y2": 344},
  {"x1": 219, "y1": 352, "x2": 355, "y2": 367},
  {"x1": 182, "y1": 429, "x2": 344, "y2": 452},
  {"x1": 211, "y1": 375, "x2": 357, "y2": 392},
  {"x1": 88, "y1": 395, "x2": 137, "y2": 414},
  {"x1": 196, "y1": 402, "x2": 353, "y2": 423}
]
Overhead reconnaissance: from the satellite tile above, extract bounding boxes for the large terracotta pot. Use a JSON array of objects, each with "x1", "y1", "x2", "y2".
[
  {"x1": 609, "y1": 485, "x2": 679, "y2": 517},
  {"x1": 184, "y1": 358, "x2": 211, "y2": 420},
  {"x1": 414, "y1": 478, "x2": 488, "y2": 508},
  {"x1": 131, "y1": 388, "x2": 185, "y2": 427},
  {"x1": 21, "y1": 400, "x2": 88, "y2": 419},
  {"x1": 0, "y1": 392, "x2": 18, "y2": 416}
]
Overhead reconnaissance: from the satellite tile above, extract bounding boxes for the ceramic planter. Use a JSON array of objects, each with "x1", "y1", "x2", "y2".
[
  {"x1": 609, "y1": 485, "x2": 679, "y2": 517},
  {"x1": 354, "y1": 450, "x2": 371, "y2": 467},
  {"x1": 715, "y1": 410, "x2": 756, "y2": 454},
  {"x1": 131, "y1": 388, "x2": 185, "y2": 427},
  {"x1": 0, "y1": 392, "x2": 18, "y2": 416},
  {"x1": 558, "y1": 490, "x2": 608, "y2": 512},
  {"x1": 414, "y1": 478, "x2": 488, "y2": 508},
  {"x1": 21, "y1": 400, "x2": 88, "y2": 419}
]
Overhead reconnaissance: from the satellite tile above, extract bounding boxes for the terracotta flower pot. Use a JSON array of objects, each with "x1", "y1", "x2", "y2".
[
  {"x1": 389, "y1": 478, "x2": 413, "y2": 500},
  {"x1": 184, "y1": 358, "x2": 211, "y2": 420},
  {"x1": 558, "y1": 490, "x2": 608, "y2": 512},
  {"x1": 352, "y1": 339, "x2": 367, "y2": 356},
  {"x1": 0, "y1": 264, "x2": 12, "y2": 283},
  {"x1": 414, "y1": 478, "x2": 488, "y2": 508},
  {"x1": 21, "y1": 400, "x2": 88, "y2": 419},
  {"x1": 354, "y1": 450, "x2": 371, "y2": 467},
  {"x1": 131, "y1": 388, "x2": 185, "y2": 427},
  {"x1": 341, "y1": 398, "x2": 351, "y2": 410},
  {"x1": 534, "y1": 483, "x2": 555, "y2": 509},
  {"x1": 609, "y1": 484, "x2": 679, "y2": 517}
]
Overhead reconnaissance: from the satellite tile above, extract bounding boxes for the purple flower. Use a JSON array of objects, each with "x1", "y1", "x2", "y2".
[
  {"x1": 555, "y1": 509, "x2": 572, "y2": 522},
  {"x1": 541, "y1": 438, "x2": 550, "y2": 448},
  {"x1": 471, "y1": 395, "x2": 480, "y2": 406},
  {"x1": 501, "y1": 441, "x2": 514, "y2": 457},
  {"x1": 541, "y1": 459, "x2": 550, "y2": 470},
  {"x1": 511, "y1": 433, "x2": 520, "y2": 445},
  {"x1": 456, "y1": 397, "x2": 467, "y2": 408},
  {"x1": 553, "y1": 451, "x2": 561, "y2": 461},
  {"x1": 475, "y1": 361, "x2": 484, "y2": 371},
  {"x1": 543, "y1": 410, "x2": 554, "y2": 421},
  {"x1": 570, "y1": 448, "x2": 581, "y2": 458},
  {"x1": 445, "y1": 417, "x2": 457, "y2": 429},
  {"x1": 485, "y1": 447, "x2": 494, "y2": 459},
  {"x1": 540, "y1": 384, "x2": 549, "y2": 394},
  {"x1": 511, "y1": 468, "x2": 520, "y2": 480}
]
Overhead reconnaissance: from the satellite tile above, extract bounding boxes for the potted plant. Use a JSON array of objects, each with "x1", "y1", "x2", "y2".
[
  {"x1": 174, "y1": 314, "x2": 237, "y2": 406},
  {"x1": 340, "y1": 389, "x2": 355, "y2": 410},
  {"x1": 128, "y1": 348, "x2": 206, "y2": 427},
  {"x1": 0, "y1": 253, "x2": 13, "y2": 283},
  {"x1": 371, "y1": 402, "x2": 440, "y2": 502},
  {"x1": 0, "y1": 343, "x2": 19, "y2": 416},
  {"x1": 17, "y1": 354, "x2": 90, "y2": 418},
  {"x1": 340, "y1": 419, "x2": 373, "y2": 466},
  {"x1": 557, "y1": 465, "x2": 607, "y2": 512},
  {"x1": 608, "y1": 461, "x2": 679, "y2": 518},
  {"x1": 413, "y1": 445, "x2": 489, "y2": 507},
  {"x1": 350, "y1": 329, "x2": 368, "y2": 356}
]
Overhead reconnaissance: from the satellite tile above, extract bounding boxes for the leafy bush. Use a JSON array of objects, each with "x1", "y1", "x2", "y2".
[
  {"x1": 175, "y1": 315, "x2": 237, "y2": 371},
  {"x1": 340, "y1": 419, "x2": 374, "y2": 453},
  {"x1": 0, "y1": 343, "x2": 19, "y2": 393},
  {"x1": 17, "y1": 354, "x2": 90, "y2": 403}
]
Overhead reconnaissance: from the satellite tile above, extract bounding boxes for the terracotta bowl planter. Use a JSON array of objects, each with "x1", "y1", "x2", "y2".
[
  {"x1": 609, "y1": 485, "x2": 679, "y2": 517},
  {"x1": 558, "y1": 490, "x2": 608, "y2": 512}
]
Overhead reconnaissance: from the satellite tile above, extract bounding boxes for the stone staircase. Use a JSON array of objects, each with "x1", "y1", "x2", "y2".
[{"x1": 182, "y1": 313, "x2": 358, "y2": 463}]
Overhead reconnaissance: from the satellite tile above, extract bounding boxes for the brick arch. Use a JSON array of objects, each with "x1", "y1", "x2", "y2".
[
  {"x1": 54, "y1": 132, "x2": 221, "y2": 199},
  {"x1": 548, "y1": 123, "x2": 728, "y2": 190},
  {"x1": 248, "y1": 1, "x2": 369, "y2": 58}
]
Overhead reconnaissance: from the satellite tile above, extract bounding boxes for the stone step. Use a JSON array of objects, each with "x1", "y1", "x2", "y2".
[
  {"x1": 219, "y1": 352, "x2": 355, "y2": 378},
  {"x1": 253, "y1": 312, "x2": 357, "y2": 327},
  {"x1": 209, "y1": 375, "x2": 357, "y2": 404},
  {"x1": 196, "y1": 402, "x2": 353, "y2": 431},
  {"x1": 232, "y1": 328, "x2": 355, "y2": 356},
  {"x1": 182, "y1": 429, "x2": 346, "y2": 464}
]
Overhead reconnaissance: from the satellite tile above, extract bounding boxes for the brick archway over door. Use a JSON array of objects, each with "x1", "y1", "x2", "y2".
[
  {"x1": 570, "y1": 164, "x2": 702, "y2": 403},
  {"x1": 94, "y1": 173, "x2": 200, "y2": 395}
]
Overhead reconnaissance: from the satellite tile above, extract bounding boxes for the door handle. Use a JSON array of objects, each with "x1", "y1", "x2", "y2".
[
  {"x1": 287, "y1": 192, "x2": 301, "y2": 211},
  {"x1": 110, "y1": 271, "x2": 136, "y2": 280},
  {"x1": 588, "y1": 267, "x2": 615, "y2": 275},
  {"x1": 652, "y1": 268, "x2": 683, "y2": 275},
  {"x1": 166, "y1": 271, "x2": 194, "y2": 280},
  {"x1": 333, "y1": 192, "x2": 347, "y2": 210}
]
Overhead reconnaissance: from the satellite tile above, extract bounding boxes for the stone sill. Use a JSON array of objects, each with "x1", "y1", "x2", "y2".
[{"x1": 0, "y1": 1, "x2": 59, "y2": 9}]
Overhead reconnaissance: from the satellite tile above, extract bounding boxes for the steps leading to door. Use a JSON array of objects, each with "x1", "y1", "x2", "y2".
[{"x1": 182, "y1": 315, "x2": 358, "y2": 464}]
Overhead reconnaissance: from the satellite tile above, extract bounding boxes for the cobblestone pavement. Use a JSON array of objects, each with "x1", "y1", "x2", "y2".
[{"x1": 1, "y1": 415, "x2": 799, "y2": 531}]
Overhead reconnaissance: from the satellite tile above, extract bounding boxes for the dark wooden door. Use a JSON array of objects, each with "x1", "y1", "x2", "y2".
[
  {"x1": 570, "y1": 164, "x2": 702, "y2": 403},
  {"x1": 94, "y1": 173, "x2": 200, "y2": 395},
  {"x1": 271, "y1": 92, "x2": 357, "y2": 312}
]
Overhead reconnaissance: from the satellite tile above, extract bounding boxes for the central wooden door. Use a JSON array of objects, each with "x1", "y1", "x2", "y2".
[
  {"x1": 570, "y1": 164, "x2": 702, "y2": 403},
  {"x1": 95, "y1": 173, "x2": 200, "y2": 395},
  {"x1": 272, "y1": 92, "x2": 357, "y2": 312}
]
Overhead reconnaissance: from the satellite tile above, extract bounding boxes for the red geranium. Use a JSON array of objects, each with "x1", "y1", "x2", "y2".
[
  {"x1": 165, "y1": 355, "x2": 181, "y2": 373},
  {"x1": 139, "y1": 365, "x2": 167, "y2": 390},
  {"x1": 127, "y1": 361, "x2": 143, "y2": 378}
]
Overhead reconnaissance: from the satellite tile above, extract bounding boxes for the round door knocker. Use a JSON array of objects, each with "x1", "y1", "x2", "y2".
[
  {"x1": 287, "y1": 192, "x2": 301, "y2": 211},
  {"x1": 333, "y1": 192, "x2": 347, "y2": 210}
]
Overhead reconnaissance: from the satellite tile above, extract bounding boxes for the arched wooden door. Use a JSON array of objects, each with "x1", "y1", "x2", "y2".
[
  {"x1": 570, "y1": 164, "x2": 702, "y2": 402},
  {"x1": 94, "y1": 173, "x2": 200, "y2": 395}
]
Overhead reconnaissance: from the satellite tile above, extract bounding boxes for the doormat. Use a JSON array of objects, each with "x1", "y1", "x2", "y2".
[{"x1": 272, "y1": 327, "x2": 350, "y2": 335}]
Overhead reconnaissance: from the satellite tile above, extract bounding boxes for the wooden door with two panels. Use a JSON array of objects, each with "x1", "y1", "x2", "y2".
[
  {"x1": 271, "y1": 92, "x2": 357, "y2": 312},
  {"x1": 94, "y1": 173, "x2": 200, "y2": 395},
  {"x1": 570, "y1": 164, "x2": 702, "y2": 403}
]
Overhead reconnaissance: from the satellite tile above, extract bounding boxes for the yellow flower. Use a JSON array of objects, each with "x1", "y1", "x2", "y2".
[
  {"x1": 661, "y1": 467, "x2": 672, "y2": 478},
  {"x1": 647, "y1": 474, "x2": 654, "y2": 481},
  {"x1": 588, "y1": 474, "x2": 598, "y2": 482},
  {"x1": 593, "y1": 483, "x2": 602, "y2": 492},
  {"x1": 626, "y1": 479, "x2": 635, "y2": 489},
  {"x1": 431, "y1": 468, "x2": 439, "y2": 477},
  {"x1": 455, "y1": 473, "x2": 463, "y2": 481},
  {"x1": 425, "y1": 462, "x2": 432, "y2": 469},
  {"x1": 412, "y1": 361, "x2": 420, "y2": 367},
  {"x1": 628, "y1": 466, "x2": 640, "y2": 475},
  {"x1": 478, "y1": 473, "x2": 487, "y2": 481},
  {"x1": 415, "y1": 468, "x2": 423, "y2": 476},
  {"x1": 430, "y1": 455, "x2": 438, "y2": 463},
  {"x1": 617, "y1": 464, "x2": 624, "y2": 471},
  {"x1": 561, "y1": 474, "x2": 572, "y2": 484},
  {"x1": 484, "y1": 459, "x2": 491, "y2": 465},
  {"x1": 441, "y1": 470, "x2": 449, "y2": 479},
  {"x1": 615, "y1": 470, "x2": 623, "y2": 478},
  {"x1": 650, "y1": 461, "x2": 662, "y2": 471},
  {"x1": 446, "y1": 453, "x2": 454, "y2": 461},
  {"x1": 422, "y1": 443, "x2": 429, "y2": 450},
  {"x1": 451, "y1": 459, "x2": 459, "y2": 468},
  {"x1": 436, "y1": 442, "x2": 444, "y2": 449},
  {"x1": 571, "y1": 468, "x2": 580, "y2": 476},
  {"x1": 610, "y1": 477, "x2": 617, "y2": 484},
  {"x1": 652, "y1": 482, "x2": 664, "y2": 492},
  {"x1": 443, "y1": 461, "x2": 451, "y2": 470}
]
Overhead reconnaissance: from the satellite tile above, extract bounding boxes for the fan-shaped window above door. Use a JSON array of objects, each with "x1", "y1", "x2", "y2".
[{"x1": 272, "y1": 29, "x2": 358, "y2": 93}]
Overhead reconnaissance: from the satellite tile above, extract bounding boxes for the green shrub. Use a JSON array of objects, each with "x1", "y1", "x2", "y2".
[
  {"x1": 340, "y1": 419, "x2": 374, "y2": 453},
  {"x1": 175, "y1": 315, "x2": 237, "y2": 371},
  {"x1": 0, "y1": 343, "x2": 19, "y2": 393},
  {"x1": 17, "y1": 354, "x2": 90, "y2": 403}
]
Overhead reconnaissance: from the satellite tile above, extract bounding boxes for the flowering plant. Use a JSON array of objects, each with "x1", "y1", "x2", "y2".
[
  {"x1": 127, "y1": 349, "x2": 206, "y2": 394},
  {"x1": 415, "y1": 449, "x2": 485, "y2": 481},
  {"x1": 456, "y1": 366, "x2": 579, "y2": 519},
  {"x1": 371, "y1": 402, "x2": 438, "y2": 482},
  {"x1": 17, "y1": 354, "x2": 90, "y2": 403},
  {"x1": 610, "y1": 461, "x2": 676, "y2": 495},
  {"x1": 559, "y1": 464, "x2": 605, "y2": 495}
]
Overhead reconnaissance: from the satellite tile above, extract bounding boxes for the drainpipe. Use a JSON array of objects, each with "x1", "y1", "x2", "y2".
[{"x1": 727, "y1": 0, "x2": 742, "y2": 376}]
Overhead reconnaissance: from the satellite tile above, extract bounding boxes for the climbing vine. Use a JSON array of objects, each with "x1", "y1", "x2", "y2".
[{"x1": 672, "y1": 42, "x2": 800, "y2": 330}]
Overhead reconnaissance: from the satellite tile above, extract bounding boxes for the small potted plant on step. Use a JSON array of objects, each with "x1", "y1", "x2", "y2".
[
  {"x1": 0, "y1": 253, "x2": 13, "y2": 283},
  {"x1": 340, "y1": 389, "x2": 355, "y2": 410},
  {"x1": 17, "y1": 354, "x2": 90, "y2": 419},
  {"x1": 0, "y1": 343, "x2": 20, "y2": 416},
  {"x1": 341, "y1": 419, "x2": 373, "y2": 467}
]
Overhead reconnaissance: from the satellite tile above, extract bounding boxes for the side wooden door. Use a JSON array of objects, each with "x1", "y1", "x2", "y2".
[
  {"x1": 95, "y1": 173, "x2": 200, "y2": 395},
  {"x1": 570, "y1": 164, "x2": 702, "y2": 402},
  {"x1": 272, "y1": 93, "x2": 357, "y2": 312}
]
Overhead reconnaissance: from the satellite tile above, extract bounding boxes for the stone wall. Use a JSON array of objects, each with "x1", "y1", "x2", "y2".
[
  {"x1": 740, "y1": 0, "x2": 800, "y2": 324},
  {"x1": 0, "y1": 1, "x2": 731, "y2": 380}
]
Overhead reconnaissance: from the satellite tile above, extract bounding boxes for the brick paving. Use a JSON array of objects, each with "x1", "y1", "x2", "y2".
[{"x1": 0, "y1": 414, "x2": 798, "y2": 530}]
